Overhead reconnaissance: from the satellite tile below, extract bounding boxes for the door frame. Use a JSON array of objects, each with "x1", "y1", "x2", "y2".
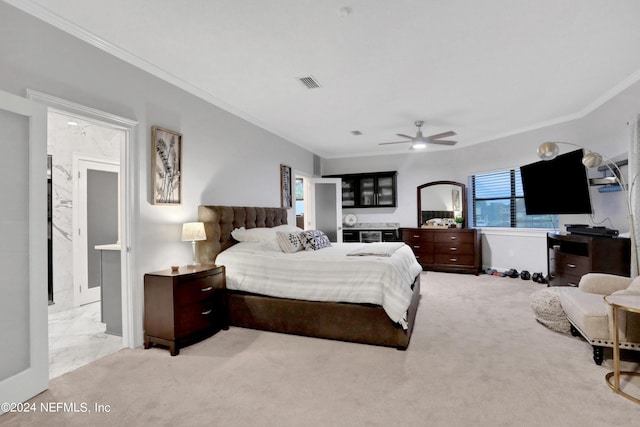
[
  {"x1": 27, "y1": 90, "x2": 138, "y2": 349},
  {"x1": 0, "y1": 89, "x2": 48, "y2": 410},
  {"x1": 303, "y1": 177, "x2": 343, "y2": 242},
  {"x1": 73, "y1": 154, "x2": 120, "y2": 306}
]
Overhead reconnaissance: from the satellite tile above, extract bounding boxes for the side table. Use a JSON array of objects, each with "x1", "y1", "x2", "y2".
[{"x1": 604, "y1": 293, "x2": 640, "y2": 404}]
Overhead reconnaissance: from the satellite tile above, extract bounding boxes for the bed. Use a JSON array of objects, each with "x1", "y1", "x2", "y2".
[{"x1": 196, "y1": 205, "x2": 422, "y2": 349}]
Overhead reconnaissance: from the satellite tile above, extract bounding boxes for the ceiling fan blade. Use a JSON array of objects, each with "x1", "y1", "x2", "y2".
[
  {"x1": 429, "y1": 139, "x2": 457, "y2": 146},
  {"x1": 378, "y1": 141, "x2": 411, "y2": 145},
  {"x1": 395, "y1": 133, "x2": 415, "y2": 139},
  {"x1": 428, "y1": 131, "x2": 457, "y2": 140}
]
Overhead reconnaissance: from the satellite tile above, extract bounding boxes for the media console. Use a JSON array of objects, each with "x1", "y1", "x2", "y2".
[{"x1": 547, "y1": 232, "x2": 631, "y2": 287}]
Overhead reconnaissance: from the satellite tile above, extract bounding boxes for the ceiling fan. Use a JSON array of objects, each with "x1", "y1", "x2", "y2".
[{"x1": 379, "y1": 121, "x2": 457, "y2": 149}]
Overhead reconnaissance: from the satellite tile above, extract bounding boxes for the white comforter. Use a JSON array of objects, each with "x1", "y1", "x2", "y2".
[{"x1": 216, "y1": 241, "x2": 422, "y2": 327}]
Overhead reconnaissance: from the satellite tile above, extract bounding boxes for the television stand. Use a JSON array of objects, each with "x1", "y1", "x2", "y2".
[{"x1": 547, "y1": 232, "x2": 630, "y2": 287}]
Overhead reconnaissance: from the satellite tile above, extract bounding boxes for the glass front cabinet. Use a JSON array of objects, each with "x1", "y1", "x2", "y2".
[{"x1": 325, "y1": 171, "x2": 397, "y2": 208}]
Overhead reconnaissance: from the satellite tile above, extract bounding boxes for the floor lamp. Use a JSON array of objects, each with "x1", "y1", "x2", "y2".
[{"x1": 537, "y1": 142, "x2": 639, "y2": 276}]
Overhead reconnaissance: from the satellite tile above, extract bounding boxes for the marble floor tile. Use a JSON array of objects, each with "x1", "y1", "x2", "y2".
[{"x1": 49, "y1": 302, "x2": 123, "y2": 379}]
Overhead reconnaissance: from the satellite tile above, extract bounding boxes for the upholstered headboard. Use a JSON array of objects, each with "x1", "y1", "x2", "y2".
[{"x1": 196, "y1": 205, "x2": 288, "y2": 264}]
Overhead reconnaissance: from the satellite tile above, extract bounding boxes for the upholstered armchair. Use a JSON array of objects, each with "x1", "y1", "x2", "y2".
[{"x1": 559, "y1": 273, "x2": 640, "y2": 365}]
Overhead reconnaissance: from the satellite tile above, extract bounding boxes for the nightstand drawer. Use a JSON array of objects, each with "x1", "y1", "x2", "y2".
[
  {"x1": 555, "y1": 253, "x2": 589, "y2": 276},
  {"x1": 177, "y1": 300, "x2": 218, "y2": 334},
  {"x1": 178, "y1": 273, "x2": 224, "y2": 306}
]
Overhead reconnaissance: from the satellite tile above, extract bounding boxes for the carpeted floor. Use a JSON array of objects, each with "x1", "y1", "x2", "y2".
[{"x1": 2, "y1": 271, "x2": 640, "y2": 426}]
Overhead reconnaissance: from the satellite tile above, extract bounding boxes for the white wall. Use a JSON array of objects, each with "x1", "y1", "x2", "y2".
[
  {"x1": 0, "y1": 3, "x2": 314, "y2": 346},
  {"x1": 324, "y1": 80, "x2": 640, "y2": 273}
]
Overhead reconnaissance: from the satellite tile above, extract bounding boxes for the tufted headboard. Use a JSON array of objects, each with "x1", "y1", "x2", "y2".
[{"x1": 196, "y1": 205, "x2": 288, "y2": 264}]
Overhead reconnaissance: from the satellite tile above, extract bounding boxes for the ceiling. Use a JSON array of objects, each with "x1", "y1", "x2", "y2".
[{"x1": 9, "y1": 0, "x2": 640, "y2": 158}]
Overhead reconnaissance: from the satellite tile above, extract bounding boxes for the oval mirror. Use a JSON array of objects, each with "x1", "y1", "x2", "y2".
[{"x1": 417, "y1": 181, "x2": 466, "y2": 228}]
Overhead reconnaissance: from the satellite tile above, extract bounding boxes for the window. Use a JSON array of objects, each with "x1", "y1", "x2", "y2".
[{"x1": 472, "y1": 168, "x2": 558, "y2": 228}]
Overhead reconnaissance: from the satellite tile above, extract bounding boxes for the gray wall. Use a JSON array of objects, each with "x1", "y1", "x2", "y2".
[
  {"x1": 324, "y1": 80, "x2": 640, "y2": 272},
  {"x1": 0, "y1": 2, "x2": 315, "y2": 347}
]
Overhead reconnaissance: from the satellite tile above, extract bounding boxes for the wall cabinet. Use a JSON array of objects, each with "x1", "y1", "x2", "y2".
[
  {"x1": 324, "y1": 171, "x2": 397, "y2": 208},
  {"x1": 400, "y1": 228, "x2": 482, "y2": 274},
  {"x1": 547, "y1": 232, "x2": 630, "y2": 287}
]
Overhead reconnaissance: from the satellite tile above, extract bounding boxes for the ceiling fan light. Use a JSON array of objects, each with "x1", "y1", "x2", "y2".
[
  {"x1": 537, "y1": 142, "x2": 559, "y2": 161},
  {"x1": 412, "y1": 141, "x2": 427, "y2": 149}
]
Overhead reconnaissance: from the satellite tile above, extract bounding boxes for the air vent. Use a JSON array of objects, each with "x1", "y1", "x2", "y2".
[
  {"x1": 351, "y1": 130, "x2": 362, "y2": 136},
  {"x1": 298, "y1": 76, "x2": 321, "y2": 89}
]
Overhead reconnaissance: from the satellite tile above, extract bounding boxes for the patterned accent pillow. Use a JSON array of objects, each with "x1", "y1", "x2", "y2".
[
  {"x1": 300, "y1": 230, "x2": 332, "y2": 251},
  {"x1": 276, "y1": 231, "x2": 304, "y2": 253}
]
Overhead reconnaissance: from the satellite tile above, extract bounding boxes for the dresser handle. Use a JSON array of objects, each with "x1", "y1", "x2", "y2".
[
  {"x1": 413, "y1": 235, "x2": 420, "y2": 238},
  {"x1": 450, "y1": 247, "x2": 457, "y2": 251},
  {"x1": 201, "y1": 309, "x2": 212, "y2": 315},
  {"x1": 567, "y1": 264, "x2": 576, "y2": 269},
  {"x1": 413, "y1": 245, "x2": 420, "y2": 249},
  {"x1": 450, "y1": 258, "x2": 458, "y2": 262},
  {"x1": 201, "y1": 286, "x2": 213, "y2": 292},
  {"x1": 450, "y1": 236, "x2": 457, "y2": 240}
]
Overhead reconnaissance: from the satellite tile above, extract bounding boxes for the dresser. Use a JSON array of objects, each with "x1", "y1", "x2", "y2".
[
  {"x1": 400, "y1": 228, "x2": 482, "y2": 274},
  {"x1": 547, "y1": 232, "x2": 630, "y2": 287},
  {"x1": 143, "y1": 265, "x2": 227, "y2": 355}
]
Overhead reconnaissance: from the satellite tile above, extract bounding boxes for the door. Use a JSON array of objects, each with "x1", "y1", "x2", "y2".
[
  {"x1": 0, "y1": 90, "x2": 48, "y2": 409},
  {"x1": 304, "y1": 178, "x2": 343, "y2": 242},
  {"x1": 73, "y1": 156, "x2": 120, "y2": 306}
]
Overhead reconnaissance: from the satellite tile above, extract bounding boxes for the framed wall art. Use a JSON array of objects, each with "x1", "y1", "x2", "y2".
[
  {"x1": 151, "y1": 126, "x2": 182, "y2": 205},
  {"x1": 280, "y1": 164, "x2": 292, "y2": 209}
]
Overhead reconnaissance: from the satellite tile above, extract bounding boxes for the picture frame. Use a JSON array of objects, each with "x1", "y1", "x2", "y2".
[
  {"x1": 280, "y1": 164, "x2": 292, "y2": 208},
  {"x1": 151, "y1": 126, "x2": 182, "y2": 205}
]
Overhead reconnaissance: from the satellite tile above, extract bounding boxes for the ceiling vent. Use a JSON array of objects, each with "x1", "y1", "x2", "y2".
[{"x1": 298, "y1": 76, "x2": 321, "y2": 89}]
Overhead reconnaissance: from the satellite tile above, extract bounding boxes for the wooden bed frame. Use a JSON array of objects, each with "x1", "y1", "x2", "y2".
[{"x1": 196, "y1": 205, "x2": 421, "y2": 349}]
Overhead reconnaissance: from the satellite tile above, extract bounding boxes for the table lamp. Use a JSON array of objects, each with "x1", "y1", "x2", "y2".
[{"x1": 182, "y1": 222, "x2": 206, "y2": 267}]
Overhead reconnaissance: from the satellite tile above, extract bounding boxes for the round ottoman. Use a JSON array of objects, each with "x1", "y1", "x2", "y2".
[{"x1": 529, "y1": 287, "x2": 571, "y2": 334}]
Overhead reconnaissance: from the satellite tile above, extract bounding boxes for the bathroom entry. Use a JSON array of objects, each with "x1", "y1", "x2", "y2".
[{"x1": 73, "y1": 156, "x2": 120, "y2": 306}]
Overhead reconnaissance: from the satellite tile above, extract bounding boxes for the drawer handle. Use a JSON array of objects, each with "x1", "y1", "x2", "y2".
[
  {"x1": 413, "y1": 245, "x2": 420, "y2": 249},
  {"x1": 568, "y1": 283, "x2": 578, "y2": 287},
  {"x1": 415, "y1": 255, "x2": 420, "y2": 259},
  {"x1": 413, "y1": 235, "x2": 420, "y2": 238},
  {"x1": 567, "y1": 264, "x2": 576, "y2": 269},
  {"x1": 450, "y1": 247, "x2": 457, "y2": 251},
  {"x1": 450, "y1": 236, "x2": 457, "y2": 240},
  {"x1": 450, "y1": 258, "x2": 458, "y2": 262},
  {"x1": 201, "y1": 286, "x2": 213, "y2": 292},
  {"x1": 201, "y1": 309, "x2": 212, "y2": 315}
]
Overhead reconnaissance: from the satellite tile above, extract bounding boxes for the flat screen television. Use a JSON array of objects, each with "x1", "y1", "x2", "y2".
[{"x1": 520, "y1": 149, "x2": 593, "y2": 215}]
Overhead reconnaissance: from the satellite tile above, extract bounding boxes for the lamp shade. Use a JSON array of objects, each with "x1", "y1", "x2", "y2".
[
  {"x1": 537, "y1": 142, "x2": 560, "y2": 160},
  {"x1": 181, "y1": 222, "x2": 206, "y2": 241}
]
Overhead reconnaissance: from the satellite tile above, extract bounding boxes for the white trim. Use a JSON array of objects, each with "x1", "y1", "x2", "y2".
[
  {"x1": 26, "y1": 90, "x2": 139, "y2": 350},
  {"x1": 477, "y1": 227, "x2": 552, "y2": 238}
]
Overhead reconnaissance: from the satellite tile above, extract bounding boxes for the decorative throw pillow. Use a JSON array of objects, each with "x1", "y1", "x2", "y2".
[
  {"x1": 276, "y1": 231, "x2": 304, "y2": 253},
  {"x1": 300, "y1": 230, "x2": 332, "y2": 251}
]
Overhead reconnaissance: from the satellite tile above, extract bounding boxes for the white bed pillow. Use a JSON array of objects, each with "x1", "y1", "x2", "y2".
[
  {"x1": 231, "y1": 227, "x2": 278, "y2": 243},
  {"x1": 300, "y1": 230, "x2": 332, "y2": 251},
  {"x1": 276, "y1": 231, "x2": 305, "y2": 253}
]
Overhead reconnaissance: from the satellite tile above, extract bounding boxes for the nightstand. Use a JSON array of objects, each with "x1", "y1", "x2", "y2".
[{"x1": 143, "y1": 264, "x2": 227, "y2": 355}]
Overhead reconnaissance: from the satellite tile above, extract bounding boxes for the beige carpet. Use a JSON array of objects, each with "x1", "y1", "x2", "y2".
[{"x1": 3, "y1": 272, "x2": 640, "y2": 426}]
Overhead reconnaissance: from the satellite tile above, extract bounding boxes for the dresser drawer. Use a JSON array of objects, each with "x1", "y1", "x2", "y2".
[
  {"x1": 555, "y1": 253, "x2": 589, "y2": 277},
  {"x1": 434, "y1": 253, "x2": 475, "y2": 266},
  {"x1": 433, "y1": 231, "x2": 474, "y2": 244},
  {"x1": 434, "y1": 242, "x2": 474, "y2": 255},
  {"x1": 401, "y1": 230, "x2": 433, "y2": 244},
  {"x1": 177, "y1": 272, "x2": 224, "y2": 306}
]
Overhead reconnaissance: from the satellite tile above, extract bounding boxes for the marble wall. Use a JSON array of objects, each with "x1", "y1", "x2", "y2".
[{"x1": 48, "y1": 111, "x2": 122, "y2": 314}]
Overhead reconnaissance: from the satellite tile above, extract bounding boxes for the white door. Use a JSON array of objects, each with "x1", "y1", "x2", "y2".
[
  {"x1": 304, "y1": 178, "x2": 343, "y2": 242},
  {"x1": 0, "y1": 90, "x2": 48, "y2": 409},
  {"x1": 73, "y1": 156, "x2": 120, "y2": 306}
]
